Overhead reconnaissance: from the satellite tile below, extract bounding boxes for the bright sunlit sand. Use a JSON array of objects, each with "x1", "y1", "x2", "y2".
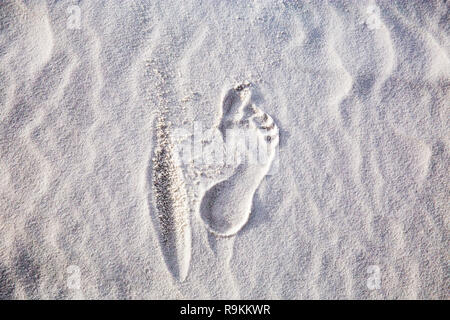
[{"x1": 0, "y1": 0, "x2": 448, "y2": 299}]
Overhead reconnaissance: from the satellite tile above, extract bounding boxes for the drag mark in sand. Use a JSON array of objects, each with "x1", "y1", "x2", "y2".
[{"x1": 149, "y1": 112, "x2": 191, "y2": 282}]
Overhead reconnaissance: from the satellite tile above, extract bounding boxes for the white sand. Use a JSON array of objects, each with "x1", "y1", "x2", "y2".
[{"x1": 0, "y1": 0, "x2": 448, "y2": 299}]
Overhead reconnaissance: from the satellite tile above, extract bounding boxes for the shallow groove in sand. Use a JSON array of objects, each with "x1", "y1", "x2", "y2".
[{"x1": 149, "y1": 113, "x2": 191, "y2": 282}]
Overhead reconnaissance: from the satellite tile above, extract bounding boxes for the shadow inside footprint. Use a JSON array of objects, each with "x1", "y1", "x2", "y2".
[{"x1": 200, "y1": 177, "x2": 237, "y2": 237}]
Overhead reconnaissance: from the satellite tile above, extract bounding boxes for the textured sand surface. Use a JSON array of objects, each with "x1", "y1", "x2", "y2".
[{"x1": 0, "y1": 0, "x2": 448, "y2": 299}]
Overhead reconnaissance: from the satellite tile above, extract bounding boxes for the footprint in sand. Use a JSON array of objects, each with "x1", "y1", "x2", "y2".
[{"x1": 200, "y1": 84, "x2": 279, "y2": 237}]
